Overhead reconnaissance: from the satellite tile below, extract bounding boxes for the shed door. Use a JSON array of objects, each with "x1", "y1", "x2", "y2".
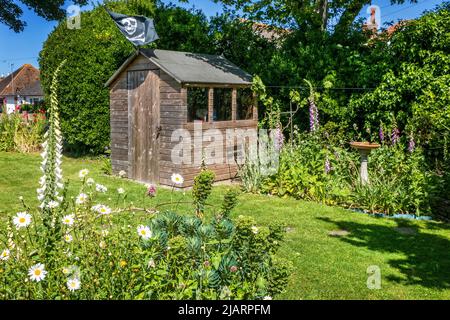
[{"x1": 128, "y1": 70, "x2": 160, "y2": 183}]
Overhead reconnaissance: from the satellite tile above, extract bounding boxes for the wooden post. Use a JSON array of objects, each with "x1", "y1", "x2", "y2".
[
  {"x1": 253, "y1": 91, "x2": 258, "y2": 121},
  {"x1": 208, "y1": 88, "x2": 213, "y2": 123},
  {"x1": 232, "y1": 88, "x2": 237, "y2": 121}
]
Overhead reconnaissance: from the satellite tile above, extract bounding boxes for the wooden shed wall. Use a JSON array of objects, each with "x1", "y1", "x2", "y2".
[
  {"x1": 110, "y1": 55, "x2": 184, "y2": 183},
  {"x1": 180, "y1": 120, "x2": 257, "y2": 187}
]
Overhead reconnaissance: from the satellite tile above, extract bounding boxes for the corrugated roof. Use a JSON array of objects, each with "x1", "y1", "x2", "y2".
[{"x1": 106, "y1": 49, "x2": 252, "y2": 87}]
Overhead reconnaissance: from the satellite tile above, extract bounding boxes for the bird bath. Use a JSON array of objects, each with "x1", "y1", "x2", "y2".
[{"x1": 350, "y1": 142, "x2": 380, "y2": 185}]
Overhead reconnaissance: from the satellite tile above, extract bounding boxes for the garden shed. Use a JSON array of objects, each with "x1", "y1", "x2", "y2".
[{"x1": 106, "y1": 49, "x2": 257, "y2": 187}]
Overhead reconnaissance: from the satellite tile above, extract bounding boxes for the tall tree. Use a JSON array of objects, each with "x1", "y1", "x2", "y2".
[{"x1": 0, "y1": 0, "x2": 88, "y2": 32}]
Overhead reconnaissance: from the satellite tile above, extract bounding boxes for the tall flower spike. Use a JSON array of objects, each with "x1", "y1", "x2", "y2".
[
  {"x1": 379, "y1": 123, "x2": 384, "y2": 143},
  {"x1": 305, "y1": 79, "x2": 318, "y2": 133},
  {"x1": 38, "y1": 60, "x2": 67, "y2": 214}
]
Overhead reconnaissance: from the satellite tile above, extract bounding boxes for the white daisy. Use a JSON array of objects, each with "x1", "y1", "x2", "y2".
[
  {"x1": 1, "y1": 249, "x2": 10, "y2": 261},
  {"x1": 64, "y1": 234, "x2": 73, "y2": 243},
  {"x1": 62, "y1": 267, "x2": 70, "y2": 275},
  {"x1": 137, "y1": 225, "x2": 152, "y2": 240},
  {"x1": 251, "y1": 226, "x2": 259, "y2": 234},
  {"x1": 171, "y1": 173, "x2": 184, "y2": 185},
  {"x1": 95, "y1": 205, "x2": 111, "y2": 215},
  {"x1": 86, "y1": 178, "x2": 95, "y2": 186},
  {"x1": 28, "y1": 263, "x2": 47, "y2": 282},
  {"x1": 47, "y1": 201, "x2": 59, "y2": 209},
  {"x1": 79, "y1": 169, "x2": 89, "y2": 179},
  {"x1": 117, "y1": 188, "x2": 125, "y2": 194},
  {"x1": 13, "y1": 212, "x2": 32, "y2": 228},
  {"x1": 62, "y1": 214, "x2": 75, "y2": 226},
  {"x1": 75, "y1": 193, "x2": 88, "y2": 205},
  {"x1": 95, "y1": 184, "x2": 107, "y2": 193},
  {"x1": 67, "y1": 278, "x2": 81, "y2": 292}
]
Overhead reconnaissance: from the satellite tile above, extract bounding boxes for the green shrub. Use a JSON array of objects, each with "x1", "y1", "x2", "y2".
[
  {"x1": 261, "y1": 132, "x2": 356, "y2": 205},
  {"x1": 192, "y1": 168, "x2": 215, "y2": 217}
]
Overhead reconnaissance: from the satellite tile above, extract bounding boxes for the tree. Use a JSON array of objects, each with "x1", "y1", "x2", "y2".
[{"x1": 0, "y1": 0, "x2": 88, "y2": 32}]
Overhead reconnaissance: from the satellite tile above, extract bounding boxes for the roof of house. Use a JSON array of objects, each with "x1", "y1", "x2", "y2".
[
  {"x1": 0, "y1": 64, "x2": 43, "y2": 97},
  {"x1": 106, "y1": 49, "x2": 253, "y2": 87},
  {"x1": 238, "y1": 18, "x2": 291, "y2": 41}
]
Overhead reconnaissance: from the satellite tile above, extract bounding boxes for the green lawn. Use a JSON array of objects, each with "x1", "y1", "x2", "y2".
[{"x1": 1, "y1": 151, "x2": 449, "y2": 300}]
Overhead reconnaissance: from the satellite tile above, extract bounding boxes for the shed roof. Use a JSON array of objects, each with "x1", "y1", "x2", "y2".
[{"x1": 106, "y1": 49, "x2": 253, "y2": 87}]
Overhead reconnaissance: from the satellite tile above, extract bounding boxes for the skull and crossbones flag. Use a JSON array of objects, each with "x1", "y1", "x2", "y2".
[{"x1": 107, "y1": 10, "x2": 159, "y2": 47}]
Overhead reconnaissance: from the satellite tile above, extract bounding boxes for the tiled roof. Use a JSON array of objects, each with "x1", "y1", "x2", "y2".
[{"x1": 0, "y1": 64, "x2": 43, "y2": 97}]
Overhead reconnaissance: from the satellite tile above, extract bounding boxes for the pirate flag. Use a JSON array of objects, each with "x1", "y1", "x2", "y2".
[{"x1": 107, "y1": 10, "x2": 159, "y2": 47}]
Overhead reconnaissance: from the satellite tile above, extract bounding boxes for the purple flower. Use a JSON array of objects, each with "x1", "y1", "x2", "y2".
[
  {"x1": 391, "y1": 127, "x2": 400, "y2": 145},
  {"x1": 273, "y1": 125, "x2": 284, "y2": 151},
  {"x1": 408, "y1": 135, "x2": 416, "y2": 153},
  {"x1": 325, "y1": 157, "x2": 331, "y2": 174},
  {"x1": 146, "y1": 184, "x2": 157, "y2": 197},
  {"x1": 379, "y1": 125, "x2": 384, "y2": 143},
  {"x1": 309, "y1": 97, "x2": 319, "y2": 132}
]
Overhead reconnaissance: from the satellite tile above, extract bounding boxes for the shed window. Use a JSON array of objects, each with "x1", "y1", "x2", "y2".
[
  {"x1": 187, "y1": 88, "x2": 209, "y2": 122},
  {"x1": 213, "y1": 88, "x2": 232, "y2": 121},
  {"x1": 237, "y1": 88, "x2": 254, "y2": 120}
]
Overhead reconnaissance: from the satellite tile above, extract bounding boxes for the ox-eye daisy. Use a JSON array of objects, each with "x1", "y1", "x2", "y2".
[
  {"x1": 1, "y1": 249, "x2": 10, "y2": 261},
  {"x1": 76, "y1": 193, "x2": 88, "y2": 205},
  {"x1": 62, "y1": 214, "x2": 75, "y2": 226},
  {"x1": 64, "y1": 234, "x2": 73, "y2": 243},
  {"x1": 86, "y1": 178, "x2": 95, "y2": 186},
  {"x1": 79, "y1": 169, "x2": 89, "y2": 179},
  {"x1": 93, "y1": 205, "x2": 111, "y2": 215},
  {"x1": 13, "y1": 212, "x2": 32, "y2": 228},
  {"x1": 171, "y1": 173, "x2": 184, "y2": 185},
  {"x1": 67, "y1": 278, "x2": 81, "y2": 292},
  {"x1": 137, "y1": 225, "x2": 152, "y2": 240},
  {"x1": 28, "y1": 263, "x2": 47, "y2": 282}
]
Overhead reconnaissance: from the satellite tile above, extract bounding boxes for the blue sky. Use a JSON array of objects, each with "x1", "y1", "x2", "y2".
[{"x1": 0, "y1": 0, "x2": 445, "y2": 75}]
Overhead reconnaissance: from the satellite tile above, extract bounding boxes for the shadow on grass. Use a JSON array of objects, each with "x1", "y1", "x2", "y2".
[{"x1": 318, "y1": 217, "x2": 450, "y2": 290}]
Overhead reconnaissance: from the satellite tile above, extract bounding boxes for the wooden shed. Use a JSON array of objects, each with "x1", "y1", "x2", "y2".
[{"x1": 106, "y1": 49, "x2": 257, "y2": 187}]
